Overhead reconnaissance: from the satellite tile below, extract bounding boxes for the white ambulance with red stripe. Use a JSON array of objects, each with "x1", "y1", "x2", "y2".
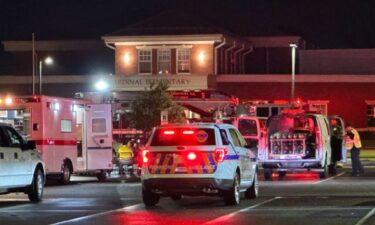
[
  {"x1": 141, "y1": 123, "x2": 258, "y2": 206},
  {"x1": 0, "y1": 95, "x2": 113, "y2": 183}
]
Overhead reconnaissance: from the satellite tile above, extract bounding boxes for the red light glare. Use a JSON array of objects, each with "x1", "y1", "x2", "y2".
[
  {"x1": 187, "y1": 152, "x2": 197, "y2": 160},
  {"x1": 183, "y1": 130, "x2": 194, "y2": 135},
  {"x1": 163, "y1": 130, "x2": 175, "y2": 135},
  {"x1": 142, "y1": 150, "x2": 150, "y2": 164},
  {"x1": 215, "y1": 148, "x2": 227, "y2": 162}
]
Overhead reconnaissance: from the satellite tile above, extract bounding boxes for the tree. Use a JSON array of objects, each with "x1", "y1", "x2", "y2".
[{"x1": 129, "y1": 81, "x2": 185, "y2": 134}]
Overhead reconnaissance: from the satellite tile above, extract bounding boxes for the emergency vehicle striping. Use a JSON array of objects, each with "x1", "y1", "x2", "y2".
[
  {"x1": 148, "y1": 152, "x2": 219, "y2": 174},
  {"x1": 224, "y1": 155, "x2": 240, "y2": 160},
  {"x1": 35, "y1": 140, "x2": 77, "y2": 146}
]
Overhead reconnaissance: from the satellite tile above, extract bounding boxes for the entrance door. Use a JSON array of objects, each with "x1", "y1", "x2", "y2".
[{"x1": 84, "y1": 104, "x2": 113, "y2": 171}]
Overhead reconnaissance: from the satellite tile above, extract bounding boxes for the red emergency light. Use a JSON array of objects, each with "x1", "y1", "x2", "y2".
[
  {"x1": 182, "y1": 130, "x2": 195, "y2": 135},
  {"x1": 163, "y1": 130, "x2": 175, "y2": 135}
]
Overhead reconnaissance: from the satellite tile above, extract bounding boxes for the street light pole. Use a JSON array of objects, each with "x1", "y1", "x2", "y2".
[
  {"x1": 39, "y1": 56, "x2": 53, "y2": 95},
  {"x1": 39, "y1": 60, "x2": 42, "y2": 94},
  {"x1": 32, "y1": 33, "x2": 35, "y2": 95},
  {"x1": 289, "y1": 44, "x2": 298, "y2": 106}
]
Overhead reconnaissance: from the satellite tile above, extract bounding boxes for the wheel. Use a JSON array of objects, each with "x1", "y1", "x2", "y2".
[
  {"x1": 223, "y1": 173, "x2": 240, "y2": 205},
  {"x1": 97, "y1": 170, "x2": 107, "y2": 182},
  {"x1": 328, "y1": 163, "x2": 337, "y2": 175},
  {"x1": 319, "y1": 156, "x2": 329, "y2": 179},
  {"x1": 170, "y1": 194, "x2": 182, "y2": 201},
  {"x1": 245, "y1": 173, "x2": 259, "y2": 199},
  {"x1": 278, "y1": 171, "x2": 287, "y2": 178},
  {"x1": 263, "y1": 168, "x2": 272, "y2": 180},
  {"x1": 28, "y1": 169, "x2": 44, "y2": 203},
  {"x1": 142, "y1": 187, "x2": 160, "y2": 207},
  {"x1": 319, "y1": 166, "x2": 328, "y2": 179},
  {"x1": 60, "y1": 162, "x2": 72, "y2": 184}
]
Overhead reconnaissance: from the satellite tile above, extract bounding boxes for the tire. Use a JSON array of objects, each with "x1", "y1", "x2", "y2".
[
  {"x1": 60, "y1": 162, "x2": 72, "y2": 184},
  {"x1": 223, "y1": 173, "x2": 240, "y2": 205},
  {"x1": 319, "y1": 157, "x2": 329, "y2": 179},
  {"x1": 97, "y1": 170, "x2": 107, "y2": 182},
  {"x1": 28, "y1": 169, "x2": 44, "y2": 203},
  {"x1": 245, "y1": 173, "x2": 259, "y2": 199},
  {"x1": 170, "y1": 194, "x2": 182, "y2": 201},
  {"x1": 264, "y1": 168, "x2": 272, "y2": 180},
  {"x1": 278, "y1": 171, "x2": 286, "y2": 178},
  {"x1": 328, "y1": 164, "x2": 337, "y2": 175},
  {"x1": 142, "y1": 187, "x2": 160, "y2": 207}
]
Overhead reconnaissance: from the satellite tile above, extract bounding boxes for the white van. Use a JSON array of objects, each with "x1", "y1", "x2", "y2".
[{"x1": 259, "y1": 111, "x2": 332, "y2": 180}]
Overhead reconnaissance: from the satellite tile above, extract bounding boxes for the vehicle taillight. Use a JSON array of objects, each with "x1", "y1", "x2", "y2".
[
  {"x1": 215, "y1": 148, "x2": 227, "y2": 162},
  {"x1": 187, "y1": 152, "x2": 197, "y2": 160},
  {"x1": 142, "y1": 150, "x2": 150, "y2": 164}
]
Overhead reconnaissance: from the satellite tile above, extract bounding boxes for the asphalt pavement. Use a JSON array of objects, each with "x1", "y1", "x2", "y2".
[{"x1": 0, "y1": 161, "x2": 375, "y2": 225}]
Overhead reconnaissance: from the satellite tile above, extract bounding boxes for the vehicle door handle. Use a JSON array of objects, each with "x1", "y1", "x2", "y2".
[
  {"x1": 14, "y1": 153, "x2": 18, "y2": 159},
  {"x1": 0, "y1": 152, "x2": 3, "y2": 159}
]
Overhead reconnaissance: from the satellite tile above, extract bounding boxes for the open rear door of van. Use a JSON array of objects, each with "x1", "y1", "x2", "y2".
[{"x1": 85, "y1": 104, "x2": 113, "y2": 171}]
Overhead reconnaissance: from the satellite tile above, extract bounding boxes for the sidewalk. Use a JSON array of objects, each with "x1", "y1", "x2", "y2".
[{"x1": 360, "y1": 148, "x2": 375, "y2": 159}]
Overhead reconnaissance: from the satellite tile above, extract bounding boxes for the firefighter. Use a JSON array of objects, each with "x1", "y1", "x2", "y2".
[
  {"x1": 345, "y1": 124, "x2": 364, "y2": 176},
  {"x1": 117, "y1": 141, "x2": 134, "y2": 176}
]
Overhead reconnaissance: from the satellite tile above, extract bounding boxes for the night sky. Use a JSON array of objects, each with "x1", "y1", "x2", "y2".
[{"x1": 1, "y1": 0, "x2": 375, "y2": 49}]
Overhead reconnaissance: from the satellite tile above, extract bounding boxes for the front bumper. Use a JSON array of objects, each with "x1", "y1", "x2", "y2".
[{"x1": 143, "y1": 178, "x2": 233, "y2": 195}]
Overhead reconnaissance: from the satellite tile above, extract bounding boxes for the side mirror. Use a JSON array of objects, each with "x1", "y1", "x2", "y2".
[{"x1": 21, "y1": 140, "x2": 36, "y2": 151}]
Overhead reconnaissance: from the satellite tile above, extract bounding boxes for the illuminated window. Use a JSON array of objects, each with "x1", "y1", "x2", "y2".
[
  {"x1": 308, "y1": 101, "x2": 329, "y2": 115},
  {"x1": 61, "y1": 120, "x2": 72, "y2": 133},
  {"x1": 138, "y1": 49, "x2": 152, "y2": 74},
  {"x1": 158, "y1": 49, "x2": 171, "y2": 74},
  {"x1": 177, "y1": 48, "x2": 191, "y2": 74},
  {"x1": 92, "y1": 118, "x2": 106, "y2": 133},
  {"x1": 366, "y1": 101, "x2": 375, "y2": 127}
]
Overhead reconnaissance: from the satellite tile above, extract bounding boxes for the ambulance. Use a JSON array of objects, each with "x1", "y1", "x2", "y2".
[{"x1": 0, "y1": 95, "x2": 113, "y2": 183}]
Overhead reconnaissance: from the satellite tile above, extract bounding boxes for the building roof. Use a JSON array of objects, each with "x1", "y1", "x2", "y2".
[{"x1": 105, "y1": 10, "x2": 235, "y2": 37}]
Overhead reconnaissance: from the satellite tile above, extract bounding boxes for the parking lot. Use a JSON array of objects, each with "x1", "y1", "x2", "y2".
[{"x1": 0, "y1": 160, "x2": 374, "y2": 225}]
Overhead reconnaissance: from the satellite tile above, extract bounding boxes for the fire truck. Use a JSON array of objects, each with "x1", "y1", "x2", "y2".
[{"x1": 0, "y1": 95, "x2": 113, "y2": 183}]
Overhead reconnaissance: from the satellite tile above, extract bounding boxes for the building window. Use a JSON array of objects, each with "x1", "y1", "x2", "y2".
[
  {"x1": 366, "y1": 101, "x2": 375, "y2": 127},
  {"x1": 92, "y1": 118, "x2": 106, "y2": 133},
  {"x1": 158, "y1": 49, "x2": 171, "y2": 74},
  {"x1": 177, "y1": 48, "x2": 191, "y2": 74},
  {"x1": 308, "y1": 100, "x2": 329, "y2": 115},
  {"x1": 138, "y1": 49, "x2": 152, "y2": 74}
]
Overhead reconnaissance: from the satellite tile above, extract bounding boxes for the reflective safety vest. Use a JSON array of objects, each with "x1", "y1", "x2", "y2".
[
  {"x1": 345, "y1": 128, "x2": 362, "y2": 149},
  {"x1": 117, "y1": 145, "x2": 134, "y2": 160}
]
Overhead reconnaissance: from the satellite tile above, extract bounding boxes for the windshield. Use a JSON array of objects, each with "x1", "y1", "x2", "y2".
[
  {"x1": 150, "y1": 128, "x2": 216, "y2": 146},
  {"x1": 268, "y1": 114, "x2": 315, "y2": 136},
  {"x1": 238, "y1": 119, "x2": 258, "y2": 136}
]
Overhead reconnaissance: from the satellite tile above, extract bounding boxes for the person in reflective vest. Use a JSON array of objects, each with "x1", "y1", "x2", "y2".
[{"x1": 345, "y1": 124, "x2": 364, "y2": 176}]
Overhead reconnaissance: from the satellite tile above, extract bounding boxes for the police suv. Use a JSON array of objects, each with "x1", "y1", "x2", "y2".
[
  {"x1": 141, "y1": 123, "x2": 258, "y2": 206},
  {"x1": 0, "y1": 123, "x2": 45, "y2": 202}
]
